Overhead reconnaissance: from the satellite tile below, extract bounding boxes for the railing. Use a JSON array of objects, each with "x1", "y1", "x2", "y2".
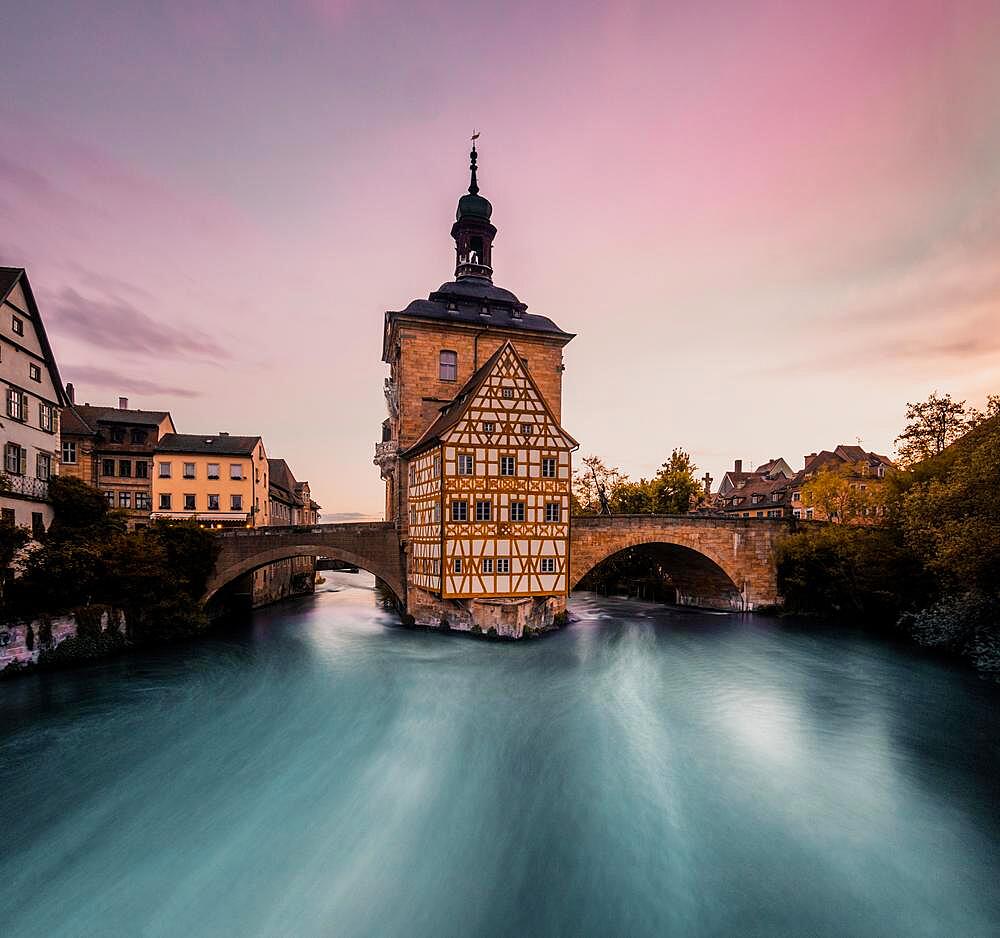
[{"x1": 0, "y1": 473, "x2": 49, "y2": 501}]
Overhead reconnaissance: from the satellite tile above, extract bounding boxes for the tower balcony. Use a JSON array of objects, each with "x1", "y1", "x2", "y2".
[{"x1": 374, "y1": 441, "x2": 399, "y2": 478}]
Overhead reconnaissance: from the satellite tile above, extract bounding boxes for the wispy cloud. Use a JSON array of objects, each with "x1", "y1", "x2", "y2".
[
  {"x1": 47, "y1": 287, "x2": 227, "y2": 360},
  {"x1": 62, "y1": 364, "x2": 202, "y2": 399}
]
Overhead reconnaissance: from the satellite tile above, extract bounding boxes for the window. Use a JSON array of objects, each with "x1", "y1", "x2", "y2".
[
  {"x1": 11, "y1": 315, "x2": 23, "y2": 335},
  {"x1": 792, "y1": 492, "x2": 800, "y2": 502},
  {"x1": 433, "y1": 503, "x2": 441, "y2": 522},
  {"x1": 6, "y1": 388, "x2": 27, "y2": 421},
  {"x1": 135, "y1": 461, "x2": 149, "y2": 479},
  {"x1": 767, "y1": 509, "x2": 780, "y2": 518},
  {"x1": 433, "y1": 455, "x2": 441, "y2": 477},
  {"x1": 458, "y1": 454, "x2": 474, "y2": 475},
  {"x1": 207, "y1": 494, "x2": 220, "y2": 511},
  {"x1": 159, "y1": 493, "x2": 172, "y2": 510},
  {"x1": 793, "y1": 509, "x2": 801, "y2": 519},
  {"x1": 502, "y1": 388, "x2": 514, "y2": 399},
  {"x1": 4, "y1": 444, "x2": 24, "y2": 475},
  {"x1": 482, "y1": 421, "x2": 495, "y2": 433},
  {"x1": 751, "y1": 495, "x2": 761, "y2": 504},
  {"x1": 545, "y1": 502, "x2": 561, "y2": 522},
  {"x1": 500, "y1": 456, "x2": 516, "y2": 476},
  {"x1": 432, "y1": 559, "x2": 440, "y2": 575},
  {"x1": 102, "y1": 459, "x2": 116, "y2": 477},
  {"x1": 806, "y1": 508, "x2": 814, "y2": 520},
  {"x1": 130, "y1": 429, "x2": 147, "y2": 444},
  {"x1": 31, "y1": 512, "x2": 44, "y2": 539},
  {"x1": 1, "y1": 508, "x2": 13, "y2": 524},
  {"x1": 136, "y1": 493, "x2": 151, "y2": 510},
  {"x1": 439, "y1": 350, "x2": 457, "y2": 381},
  {"x1": 231, "y1": 494, "x2": 243, "y2": 511},
  {"x1": 230, "y1": 464, "x2": 244, "y2": 480},
  {"x1": 520, "y1": 422, "x2": 533, "y2": 436},
  {"x1": 183, "y1": 494, "x2": 196, "y2": 510},
  {"x1": 62, "y1": 441, "x2": 77, "y2": 464},
  {"x1": 39, "y1": 403, "x2": 54, "y2": 432},
  {"x1": 28, "y1": 363, "x2": 41, "y2": 382},
  {"x1": 158, "y1": 462, "x2": 172, "y2": 478},
  {"x1": 541, "y1": 558, "x2": 556, "y2": 573},
  {"x1": 771, "y1": 492, "x2": 781, "y2": 502},
  {"x1": 207, "y1": 463, "x2": 220, "y2": 480},
  {"x1": 509, "y1": 501, "x2": 525, "y2": 522},
  {"x1": 36, "y1": 453, "x2": 51, "y2": 481},
  {"x1": 497, "y1": 558, "x2": 510, "y2": 573},
  {"x1": 105, "y1": 491, "x2": 115, "y2": 506},
  {"x1": 453, "y1": 558, "x2": 463, "y2": 573},
  {"x1": 180, "y1": 462, "x2": 195, "y2": 479},
  {"x1": 119, "y1": 459, "x2": 132, "y2": 478},
  {"x1": 482, "y1": 558, "x2": 494, "y2": 574},
  {"x1": 451, "y1": 500, "x2": 468, "y2": 522},
  {"x1": 111, "y1": 428, "x2": 125, "y2": 443},
  {"x1": 119, "y1": 492, "x2": 131, "y2": 509},
  {"x1": 756, "y1": 511, "x2": 763, "y2": 518},
  {"x1": 542, "y1": 458, "x2": 556, "y2": 478},
  {"x1": 475, "y1": 500, "x2": 491, "y2": 521}
]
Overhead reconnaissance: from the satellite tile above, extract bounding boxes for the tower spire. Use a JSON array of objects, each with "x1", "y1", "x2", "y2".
[{"x1": 469, "y1": 130, "x2": 480, "y2": 195}]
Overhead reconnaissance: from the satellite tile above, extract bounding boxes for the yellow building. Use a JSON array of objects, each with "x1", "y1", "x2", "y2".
[{"x1": 151, "y1": 433, "x2": 269, "y2": 528}]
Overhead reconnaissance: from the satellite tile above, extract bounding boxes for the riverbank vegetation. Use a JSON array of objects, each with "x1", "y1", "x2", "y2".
[
  {"x1": 572, "y1": 449, "x2": 705, "y2": 515},
  {"x1": 1, "y1": 477, "x2": 219, "y2": 668},
  {"x1": 777, "y1": 393, "x2": 1000, "y2": 674}
]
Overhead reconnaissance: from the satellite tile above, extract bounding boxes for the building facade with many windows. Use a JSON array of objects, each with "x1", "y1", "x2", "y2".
[
  {"x1": 59, "y1": 395, "x2": 176, "y2": 529},
  {"x1": 376, "y1": 145, "x2": 577, "y2": 636},
  {"x1": 0, "y1": 268, "x2": 69, "y2": 534},
  {"x1": 151, "y1": 434, "x2": 270, "y2": 528}
]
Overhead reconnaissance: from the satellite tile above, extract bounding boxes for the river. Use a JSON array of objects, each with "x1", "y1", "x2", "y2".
[{"x1": 2, "y1": 573, "x2": 998, "y2": 937}]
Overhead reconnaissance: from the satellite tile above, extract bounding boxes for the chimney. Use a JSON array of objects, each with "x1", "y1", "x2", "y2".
[
  {"x1": 734, "y1": 459, "x2": 743, "y2": 473},
  {"x1": 119, "y1": 397, "x2": 128, "y2": 410},
  {"x1": 804, "y1": 453, "x2": 816, "y2": 467},
  {"x1": 65, "y1": 382, "x2": 75, "y2": 404},
  {"x1": 219, "y1": 431, "x2": 230, "y2": 437}
]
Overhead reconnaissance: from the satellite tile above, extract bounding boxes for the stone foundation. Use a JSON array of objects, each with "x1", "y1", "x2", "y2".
[
  {"x1": 406, "y1": 585, "x2": 566, "y2": 639},
  {"x1": 0, "y1": 609, "x2": 124, "y2": 673},
  {"x1": 251, "y1": 556, "x2": 317, "y2": 608}
]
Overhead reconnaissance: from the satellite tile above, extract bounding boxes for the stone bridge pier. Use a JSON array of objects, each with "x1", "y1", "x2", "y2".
[{"x1": 569, "y1": 515, "x2": 792, "y2": 610}]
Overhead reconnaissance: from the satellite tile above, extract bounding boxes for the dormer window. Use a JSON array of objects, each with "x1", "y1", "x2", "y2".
[
  {"x1": 11, "y1": 315, "x2": 23, "y2": 336},
  {"x1": 439, "y1": 350, "x2": 457, "y2": 381}
]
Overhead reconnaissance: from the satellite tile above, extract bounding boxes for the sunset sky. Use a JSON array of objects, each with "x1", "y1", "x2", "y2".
[{"x1": 3, "y1": 1, "x2": 999, "y2": 517}]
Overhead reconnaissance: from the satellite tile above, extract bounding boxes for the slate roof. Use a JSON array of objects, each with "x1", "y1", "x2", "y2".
[
  {"x1": 383, "y1": 276, "x2": 574, "y2": 361},
  {"x1": 62, "y1": 404, "x2": 173, "y2": 434},
  {"x1": 156, "y1": 433, "x2": 261, "y2": 456},
  {"x1": 268, "y1": 458, "x2": 303, "y2": 506}
]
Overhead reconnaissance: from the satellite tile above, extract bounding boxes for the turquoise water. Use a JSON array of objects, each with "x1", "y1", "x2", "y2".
[{"x1": 2, "y1": 573, "x2": 998, "y2": 937}]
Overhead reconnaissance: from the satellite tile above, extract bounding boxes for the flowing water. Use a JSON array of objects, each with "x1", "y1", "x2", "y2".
[{"x1": 2, "y1": 573, "x2": 998, "y2": 937}]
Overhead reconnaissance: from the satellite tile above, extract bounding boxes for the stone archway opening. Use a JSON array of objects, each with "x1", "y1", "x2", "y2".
[{"x1": 573, "y1": 541, "x2": 744, "y2": 611}]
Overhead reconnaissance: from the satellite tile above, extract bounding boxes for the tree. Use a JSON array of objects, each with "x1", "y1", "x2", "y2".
[
  {"x1": 894, "y1": 391, "x2": 973, "y2": 466},
  {"x1": 572, "y1": 455, "x2": 626, "y2": 515},
  {"x1": 801, "y1": 461, "x2": 884, "y2": 524},
  {"x1": 0, "y1": 519, "x2": 29, "y2": 607},
  {"x1": 651, "y1": 449, "x2": 703, "y2": 513}
]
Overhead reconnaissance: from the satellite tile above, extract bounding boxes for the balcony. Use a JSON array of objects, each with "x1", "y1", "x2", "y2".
[{"x1": 0, "y1": 473, "x2": 49, "y2": 501}]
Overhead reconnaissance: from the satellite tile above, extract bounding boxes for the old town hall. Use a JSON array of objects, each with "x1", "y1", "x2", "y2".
[{"x1": 375, "y1": 141, "x2": 577, "y2": 637}]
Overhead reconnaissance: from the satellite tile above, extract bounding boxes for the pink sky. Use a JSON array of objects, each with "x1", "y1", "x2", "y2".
[{"x1": 2, "y1": 0, "x2": 999, "y2": 516}]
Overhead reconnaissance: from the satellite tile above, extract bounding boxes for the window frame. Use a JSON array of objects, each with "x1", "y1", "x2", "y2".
[
  {"x1": 545, "y1": 502, "x2": 561, "y2": 523},
  {"x1": 28, "y1": 363, "x2": 41, "y2": 382},
  {"x1": 450, "y1": 499, "x2": 468, "y2": 522},
  {"x1": 496, "y1": 558, "x2": 510, "y2": 574},
  {"x1": 457, "y1": 453, "x2": 475, "y2": 475},
  {"x1": 11, "y1": 315, "x2": 23, "y2": 336},
  {"x1": 158, "y1": 462, "x2": 172, "y2": 479},
  {"x1": 500, "y1": 455, "x2": 516, "y2": 477},
  {"x1": 207, "y1": 494, "x2": 220, "y2": 512},
  {"x1": 475, "y1": 499, "x2": 492, "y2": 522},
  {"x1": 231, "y1": 494, "x2": 244, "y2": 511},
  {"x1": 207, "y1": 463, "x2": 220, "y2": 480},
  {"x1": 542, "y1": 457, "x2": 557, "y2": 478},
  {"x1": 439, "y1": 349, "x2": 458, "y2": 382},
  {"x1": 61, "y1": 440, "x2": 77, "y2": 464},
  {"x1": 158, "y1": 493, "x2": 172, "y2": 510},
  {"x1": 509, "y1": 501, "x2": 525, "y2": 522},
  {"x1": 541, "y1": 558, "x2": 556, "y2": 574}
]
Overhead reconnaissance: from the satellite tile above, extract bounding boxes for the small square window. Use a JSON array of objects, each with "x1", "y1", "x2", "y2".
[
  {"x1": 159, "y1": 493, "x2": 172, "y2": 510},
  {"x1": 28, "y1": 363, "x2": 41, "y2": 382},
  {"x1": 542, "y1": 458, "x2": 557, "y2": 478},
  {"x1": 520, "y1": 422, "x2": 533, "y2": 436},
  {"x1": 184, "y1": 494, "x2": 196, "y2": 510},
  {"x1": 482, "y1": 421, "x2": 495, "y2": 433},
  {"x1": 207, "y1": 494, "x2": 220, "y2": 511},
  {"x1": 102, "y1": 459, "x2": 116, "y2": 477},
  {"x1": 457, "y1": 454, "x2": 474, "y2": 475},
  {"x1": 509, "y1": 501, "x2": 525, "y2": 522},
  {"x1": 502, "y1": 387, "x2": 514, "y2": 399},
  {"x1": 453, "y1": 558, "x2": 463, "y2": 573},
  {"x1": 118, "y1": 459, "x2": 132, "y2": 478},
  {"x1": 230, "y1": 464, "x2": 244, "y2": 480},
  {"x1": 231, "y1": 494, "x2": 243, "y2": 511},
  {"x1": 500, "y1": 456, "x2": 516, "y2": 476},
  {"x1": 497, "y1": 558, "x2": 510, "y2": 573},
  {"x1": 158, "y1": 462, "x2": 172, "y2": 478},
  {"x1": 111, "y1": 428, "x2": 125, "y2": 443},
  {"x1": 136, "y1": 493, "x2": 151, "y2": 510},
  {"x1": 541, "y1": 558, "x2": 556, "y2": 573},
  {"x1": 119, "y1": 492, "x2": 131, "y2": 509},
  {"x1": 11, "y1": 316, "x2": 23, "y2": 336},
  {"x1": 131, "y1": 429, "x2": 147, "y2": 444},
  {"x1": 135, "y1": 461, "x2": 149, "y2": 479},
  {"x1": 61, "y1": 441, "x2": 77, "y2": 464},
  {"x1": 207, "y1": 463, "x2": 220, "y2": 480},
  {"x1": 545, "y1": 502, "x2": 561, "y2": 523},
  {"x1": 475, "y1": 500, "x2": 491, "y2": 521},
  {"x1": 482, "y1": 558, "x2": 494, "y2": 574},
  {"x1": 105, "y1": 491, "x2": 115, "y2": 506},
  {"x1": 451, "y1": 500, "x2": 468, "y2": 522}
]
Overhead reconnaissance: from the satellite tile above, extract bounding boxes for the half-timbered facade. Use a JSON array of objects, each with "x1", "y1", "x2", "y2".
[{"x1": 376, "y1": 142, "x2": 577, "y2": 637}]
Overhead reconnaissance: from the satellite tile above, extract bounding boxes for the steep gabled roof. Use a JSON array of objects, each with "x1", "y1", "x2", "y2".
[
  {"x1": 66, "y1": 403, "x2": 174, "y2": 431},
  {"x1": 402, "y1": 340, "x2": 578, "y2": 458},
  {"x1": 0, "y1": 267, "x2": 70, "y2": 406}
]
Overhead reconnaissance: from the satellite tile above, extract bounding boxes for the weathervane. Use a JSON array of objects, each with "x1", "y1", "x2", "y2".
[{"x1": 468, "y1": 130, "x2": 481, "y2": 194}]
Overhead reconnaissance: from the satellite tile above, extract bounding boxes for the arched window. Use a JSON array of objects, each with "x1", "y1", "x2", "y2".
[{"x1": 439, "y1": 350, "x2": 457, "y2": 381}]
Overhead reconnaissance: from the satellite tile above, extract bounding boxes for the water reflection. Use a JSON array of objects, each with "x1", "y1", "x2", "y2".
[{"x1": 1, "y1": 576, "x2": 998, "y2": 937}]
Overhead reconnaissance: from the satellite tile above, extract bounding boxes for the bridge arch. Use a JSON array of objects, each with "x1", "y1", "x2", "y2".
[
  {"x1": 570, "y1": 515, "x2": 788, "y2": 610},
  {"x1": 204, "y1": 523, "x2": 405, "y2": 605}
]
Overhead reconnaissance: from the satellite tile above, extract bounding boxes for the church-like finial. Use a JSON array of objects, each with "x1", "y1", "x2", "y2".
[{"x1": 469, "y1": 130, "x2": 480, "y2": 195}]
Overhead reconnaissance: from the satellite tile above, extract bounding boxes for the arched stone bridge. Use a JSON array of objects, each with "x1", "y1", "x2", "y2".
[{"x1": 206, "y1": 515, "x2": 794, "y2": 611}]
